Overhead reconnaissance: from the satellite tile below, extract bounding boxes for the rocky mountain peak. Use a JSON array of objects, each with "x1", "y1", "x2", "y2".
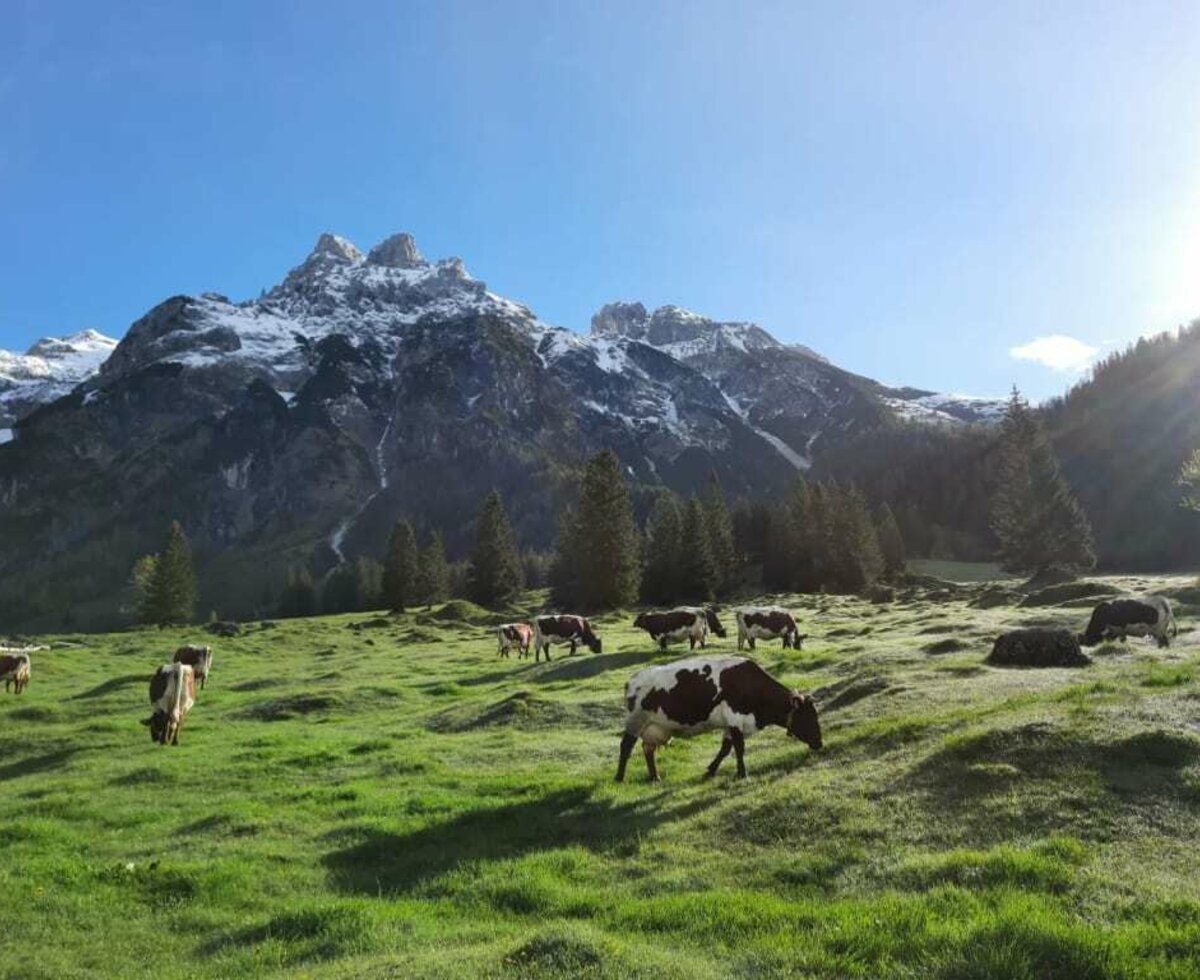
[
  {"x1": 590, "y1": 301, "x2": 649, "y2": 339},
  {"x1": 310, "y1": 233, "x2": 365, "y2": 264},
  {"x1": 367, "y1": 232, "x2": 426, "y2": 268}
]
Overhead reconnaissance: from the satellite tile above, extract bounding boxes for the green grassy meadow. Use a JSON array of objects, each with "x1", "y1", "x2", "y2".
[{"x1": 4, "y1": 574, "x2": 1200, "y2": 978}]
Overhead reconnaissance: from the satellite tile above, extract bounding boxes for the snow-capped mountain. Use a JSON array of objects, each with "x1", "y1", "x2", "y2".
[
  {"x1": 0, "y1": 328, "x2": 118, "y2": 430},
  {"x1": 0, "y1": 231, "x2": 1004, "y2": 629}
]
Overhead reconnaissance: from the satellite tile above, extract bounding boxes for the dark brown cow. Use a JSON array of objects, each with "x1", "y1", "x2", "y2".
[
  {"x1": 735, "y1": 606, "x2": 805, "y2": 650},
  {"x1": 173, "y1": 645, "x2": 213, "y2": 689},
  {"x1": 616, "y1": 655, "x2": 822, "y2": 782},
  {"x1": 633, "y1": 607, "x2": 727, "y2": 650},
  {"x1": 0, "y1": 652, "x2": 31, "y2": 694},
  {"x1": 531, "y1": 615, "x2": 602, "y2": 662},
  {"x1": 1079, "y1": 596, "x2": 1177, "y2": 649},
  {"x1": 497, "y1": 622, "x2": 534, "y2": 658}
]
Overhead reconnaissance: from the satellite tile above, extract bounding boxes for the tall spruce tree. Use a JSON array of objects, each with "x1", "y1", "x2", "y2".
[
  {"x1": 1181, "y1": 449, "x2": 1200, "y2": 512},
  {"x1": 382, "y1": 518, "x2": 419, "y2": 611},
  {"x1": 640, "y1": 490, "x2": 684, "y2": 605},
  {"x1": 876, "y1": 502, "x2": 907, "y2": 575},
  {"x1": 679, "y1": 496, "x2": 718, "y2": 601},
  {"x1": 991, "y1": 388, "x2": 1096, "y2": 572},
  {"x1": 702, "y1": 473, "x2": 737, "y2": 596},
  {"x1": 128, "y1": 554, "x2": 158, "y2": 624},
  {"x1": 469, "y1": 491, "x2": 524, "y2": 607},
  {"x1": 787, "y1": 479, "x2": 818, "y2": 592},
  {"x1": 144, "y1": 521, "x2": 197, "y2": 625},
  {"x1": 279, "y1": 566, "x2": 317, "y2": 618},
  {"x1": 415, "y1": 532, "x2": 450, "y2": 607},
  {"x1": 762, "y1": 502, "x2": 797, "y2": 592},
  {"x1": 835, "y1": 485, "x2": 884, "y2": 591},
  {"x1": 355, "y1": 557, "x2": 383, "y2": 609},
  {"x1": 552, "y1": 451, "x2": 640, "y2": 610}
]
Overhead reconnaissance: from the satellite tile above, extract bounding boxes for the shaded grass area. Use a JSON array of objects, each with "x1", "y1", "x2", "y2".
[{"x1": 1, "y1": 573, "x2": 1199, "y2": 977}]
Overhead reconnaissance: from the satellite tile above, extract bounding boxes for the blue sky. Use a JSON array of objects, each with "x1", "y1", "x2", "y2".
[{"x1": 2, "y1": 1, "x2": 1199, "y2": 400}]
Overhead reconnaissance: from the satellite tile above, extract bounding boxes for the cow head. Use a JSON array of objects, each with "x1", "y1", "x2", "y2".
[
  {"x1": 633, "y1": 613, "x2": 649, "y2": 631},
  {"x1": 142, "y1": 712, "x2": 168, "y2": 744},
  {"x1": 705, "y1": 608, "x2": 727, "y2": 638},
  {"x1": 787, "y1": 693, "x2": 822, "y2": 750}
]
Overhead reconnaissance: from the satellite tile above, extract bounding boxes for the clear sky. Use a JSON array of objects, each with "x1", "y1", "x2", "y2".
[{"x1": 3, "y1": 1, "x2": 1199, "y2": 400}]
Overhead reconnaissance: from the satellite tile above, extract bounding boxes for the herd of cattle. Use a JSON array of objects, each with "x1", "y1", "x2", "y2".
[{"x1": 0, "y1": 592, "x2": 1183, "y2": 781}]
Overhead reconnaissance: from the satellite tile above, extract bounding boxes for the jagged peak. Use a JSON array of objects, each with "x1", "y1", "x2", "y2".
[
  {"x1": 309, "y1": 233, "x2": 364, "y2": 263},
  {"x1": 367, "y1": 232, "x2": 426, "y2": 269}
]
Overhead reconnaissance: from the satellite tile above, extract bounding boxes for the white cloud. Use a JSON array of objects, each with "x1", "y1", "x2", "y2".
[{"x1": 1009, "y1": 334, "x2": 1099, "y2": 373}]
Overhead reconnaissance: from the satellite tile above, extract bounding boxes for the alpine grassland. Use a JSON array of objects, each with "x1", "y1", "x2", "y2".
[{"x1": 3, "y1": 572, "x2": 1200, "y2": 978}]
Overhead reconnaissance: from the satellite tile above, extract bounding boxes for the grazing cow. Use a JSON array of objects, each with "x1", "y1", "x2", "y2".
[
  {"x1": 0, "y1": 652, "x2": 31, "y2": 694},
  {"x1": 1080, "y1": 596, "x2": 1177, "y2": 649},
  {"x1": 616, "y1": 656, "x2": 822, "y2": 782},
  {"x1": 531, "y1": 615, "x2": 602, "y2": 662},
  {"x1": 142, "y1": 663, "x2": 196, "y2": 746},
  {"x1": 735, "y1": 607, "x2": 806, "y2": 651},
  {"x1": 497, "y1": 622, "x2": 534, "y2": 659},
  {"x1": 633, "y1": 607, "x2": 727, "y2": 651},
  {"x1": 173, "y1": 645, "x2": 213, "y2": 689}
]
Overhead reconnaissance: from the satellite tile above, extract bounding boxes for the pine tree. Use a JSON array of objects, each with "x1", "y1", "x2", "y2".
[
  {"x1": 1181, "y1": 449, "x2": 1200, "y2": 512},
  {"x1": 762, "y1": 502, "x2": 797, "y2": 592},
  {"x1": 787, "y1": 479, "x2": 818, "y2": 592},
  {"x1": 640, "y1": 490, "x2": 684, "y2": 605},
  {"x1": 551, "y1": 451, "x2": 640, "y2": 610},
  {"x1": 679, "y1": 496, "x2": 717, "y2": 601},
  {"x1": 835, "y1": 485, "x2": 884, "y2": 591},
  {"x1": 469, "y1": 491, "x2": 524, "y2": 607},
  {"x1": 355, "y1": 557, "x2": 383, "y2": 610},
  {"x1": 991, "y1": 388, "x2": 1096, "y2": 573},
  {"x1": 144, "y1": 521, "x2": 197, "y2": 625},
  {"x1": 382, "y1": 518, "x2": 419, "y2": 611},
  {"x1": 876, "y1": 501, "x2": 907, "y2": 575},
  {"x1": 279, "y1": 566, "x2": 317, "y2": 618},
  {"x1": 415, "y1": 533, "x2": 450, "y2": 607},
  {"x1": 702, "y1": 473, "x2": 737, "y2": 596},
  {"x1": 322, "y1": 563, "x2": 360, "y2": 614}
]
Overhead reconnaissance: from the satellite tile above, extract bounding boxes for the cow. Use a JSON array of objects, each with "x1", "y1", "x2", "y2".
[
  {"x1": 497, "y1": 623, "x2": 534, "y2": 659},
  {"x1": 0, "y1": 652, "x2": 31, "y2": 694},
  {"x1": 173, "y1": 645, "x2": 213, "y2": 689},
  {"x1": 1080, "y1": 595, "x2": 1177, "y2": 649},
  {"x1": 531, "y1": 615, "x2": 602, "y2": 662},
  {"x1": 141, "y1": 663, "x2": 196, "y2": 746},
  {"x1": 735, "y1": 607, "x2": 806, "y2": 651},
  {"x1": 616, "y1": 656, "x2": 822, "y2": 782},
  {"x1": 633, "y1": 607, "x2": 727, "y2": 651}
]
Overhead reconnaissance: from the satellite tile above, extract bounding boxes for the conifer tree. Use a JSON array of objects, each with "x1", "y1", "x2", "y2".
[
  {"x1": 322, "y1": 563, "x2": 360, "y2": 614},
  {"x1": 415, "y1": 532, "x2": 450, "y2": 607},
  {"x1": 355, "y1": 557, "x2": 383, "y2": 609},
  {"x1": 702, "y1": 473, "x2": 737, "y2": 596},
  {"x1": 991, "y1": 388, "x2": 1096, "y2": 572},
  {"x1": 469, "y1": 491, "x2": 524, "y2": 607},
  {"x1": 551, "y1": 451, "x2": 640, "y2": 610},
  {"x1": 640, "y1": 490, "x2": 684, "y2": 605},
  {"x1": 382, "y1": 518, "x2": 419, "y2": 611},
  {"x1": 762, "y1": 502, "x2": 797, "y2": 592},
  {"x1": 787, "y1": 479, "x2": 818, "y2": 592},
  {"x1": 129, "y1": 554, "x2": 158, "y2": 624},
  {"x1": 1181, "y1": 449, "x2": 1200, "y2": 512},
  {"x1": 144, "y1": 521, "x2": 197, "y2": 625},
  {"x1": 679, "y1": 496, "x2": 718, "y2": 601},
  {"x1": 836, "y1": 485, "x2": 884, "y2": 591},
  {"x1": 876, "y1": 501, "x2": 907, "y2": 575},
  {"x1": 279, "y1": 566, "x2": 317, "y2": 618}
]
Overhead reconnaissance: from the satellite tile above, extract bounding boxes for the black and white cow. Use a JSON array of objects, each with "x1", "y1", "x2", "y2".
[
  {"x1": 531, "y1": 615, "x2": 602, "y2": 662},
  {"x1": 616, "y1": 656, "x2": 822, "y2": 782},
  {"x1": 173, "y1": 645, "x2": 213, "y2": 689},
  {"x1": 141, "y1": 663, "x2": 196, "y2": 746},
  {"x1": 1080, "y1": 595, "x2": 1177, "y2": 649},
  {"x1": 735, "y1": 607, "x2": 806, "y2": 651},
  {"x1": 0, "y1": 652, "x2": 31, "y2": 694},
  {"x1": 633, "y1": 607, "x2": 727, "y2": 651}
]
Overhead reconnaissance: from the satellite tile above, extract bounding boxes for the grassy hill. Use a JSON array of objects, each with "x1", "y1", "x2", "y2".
[{"x1": 3, "y1": 578, "x2": 1200, "y2": 978}]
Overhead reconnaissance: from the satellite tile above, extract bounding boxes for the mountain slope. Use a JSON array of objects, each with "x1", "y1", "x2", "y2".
[{"x1": 0, "y1": 329, "x2": 118, "y2": 430}]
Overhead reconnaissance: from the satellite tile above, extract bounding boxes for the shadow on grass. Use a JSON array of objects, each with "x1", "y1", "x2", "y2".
[
  {"x1": 69, "y1": 673, "x2": 145, "y2": 701},
  {"x1": 535, "y1": 650, "x2": 652, "y2": 683},
  {"x1": 0, "y1": 747, "x2": 79, "y2": 781},
  {"x1": 322, "y1": 787, "x2": 716, "y2": 896}
]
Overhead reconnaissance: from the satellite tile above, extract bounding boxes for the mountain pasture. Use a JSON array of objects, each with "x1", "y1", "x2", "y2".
[{"x1": 3, "y1": 577, "x2": 1200, "y2": 978}]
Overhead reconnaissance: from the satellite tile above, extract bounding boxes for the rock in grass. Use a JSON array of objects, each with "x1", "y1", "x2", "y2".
[
  {"x1": 207, "y1": 620, "x2": 241, "y2": 637},
  {"x1": 987, "y1": 629, "x2": 1090, "y2": 668}
]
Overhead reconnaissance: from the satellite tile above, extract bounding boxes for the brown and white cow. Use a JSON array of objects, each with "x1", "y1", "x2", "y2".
[
  {"x1": 633, "y1": 607, "x2": 727, "y2": 651},
  {"x1": 735, "y1": 607, "x2": 806, "y2": 651},
  {"x1": 0, "y1": 652, "x2": 31, "y2": 694},
  {"x1": 142, "y1": 663, "x2": 196, "y2": 746},
  {"x1": 173, "y1": 645, "x2": 213, "y2": 689},
  {"x1": 1080, "y1": 596, "x2": 1177, "y2": 649},
  {"x1": 616, "y1": 656, "x2": 822, "y2": 782},
  {"x1": 531, "y1": 615, "x2": 602, "y2": 662},
  {"x1": 497, "y1": 623, "x2": 534, "y2": 659}
]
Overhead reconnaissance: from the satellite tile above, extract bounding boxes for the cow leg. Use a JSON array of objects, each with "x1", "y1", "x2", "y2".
[
  {"x1": 569, "y1": 640, "x2": 577, "y2": 656},
  {"x1": 730, "y1": 729, "x2": 747, "y2": 778},
  {"x1": 643, "y1": 742, "x2": 661, "y2": 783},
  {"x1": 748, "y1": 636, "x2": 756, "y2": 651},
  {"x1": 659, "y1": 637, "x2": 668, "y2": 651},
  {"x1": 689, "y1": 636, "x2": 696, "y2": 650},
  {"x1": 615, "y1": 733, "x2": 637, "y2": 782},
  {"x1": 705, "y1": 734, "x2": 734, "y2": 779}
]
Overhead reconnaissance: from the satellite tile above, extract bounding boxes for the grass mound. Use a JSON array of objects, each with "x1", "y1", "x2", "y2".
[
  {"x1": 426, "y1": 691, "x2": 620, "y2": 733},
  {"x1": 1019, "y1": 582, "x2": 1122, "y2": 607},
  {"x1": 987, "y1": 629, "x2": 1090, "y2": 667},
  {"x1": 925, "y1": 638, "x2": 970, "y2": 655},
  {"x1": 428, "y1": 599, "x2": 497, "y2": 624},
  {"x1": 237, "y1": 694, "x2": 341, "y2": 721},
  {"x1": 505, "y1": 928, "x2": 608, "y2": 975},
  {"x1": 816, "y1": 675, "x2": 890, "y2": 710}
]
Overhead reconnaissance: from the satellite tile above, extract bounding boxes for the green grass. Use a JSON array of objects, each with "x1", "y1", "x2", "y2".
[
  {"x1": 907, "y1": 559, "x2": 1011, "y2": 582},
  {"x1": 2, "y1": 574, "x2": 1199, "y2": 977}
]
